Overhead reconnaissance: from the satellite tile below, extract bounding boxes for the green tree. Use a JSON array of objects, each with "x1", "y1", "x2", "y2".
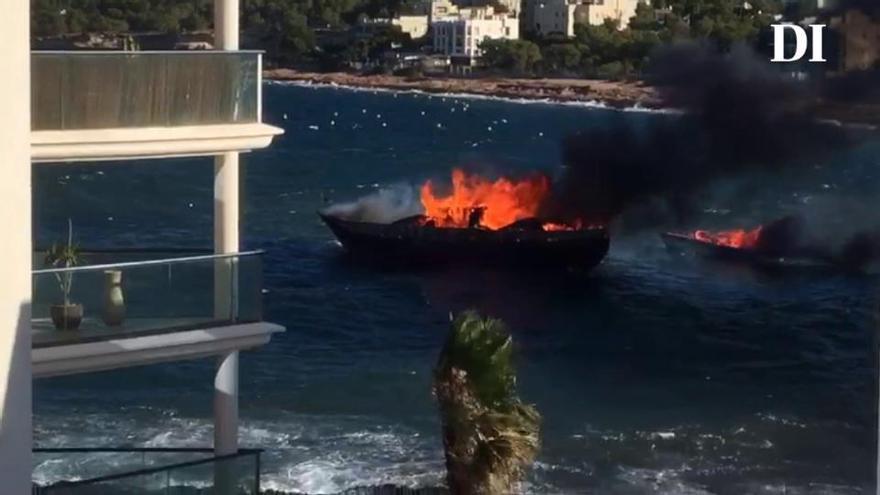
[
  {"x1": 242, "y1": 0, "x2": 315, "y2": 65},
  {"x1": 541, "y1": 43, "x2": 581, "y2": 75},
  {"x1": 433, "y1": 311, "x2": 541, "y2": 495},
  {"x1": 480, "y1": 39, "x2": 543, "y2": 75}
]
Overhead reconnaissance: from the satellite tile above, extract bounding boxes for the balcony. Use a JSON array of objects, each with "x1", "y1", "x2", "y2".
[
  {"x1": 32, "y1": 447, "x2": 261, "y2": 494},
  {"x1": 30, "y1": 51, "x2": 283, "y2": 162},
  {"x1": 31, "y1": 251, "x2": 282, "y2": 377}
]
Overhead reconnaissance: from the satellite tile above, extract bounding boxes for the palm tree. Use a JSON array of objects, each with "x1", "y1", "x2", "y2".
[{"x1": 433, "y1": 311, "x2": 541, "y2": 495}]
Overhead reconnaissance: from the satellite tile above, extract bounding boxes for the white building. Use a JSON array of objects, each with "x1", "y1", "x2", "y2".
[
  {"x1": 2, "y1": 0, "x2": 285, "y2": 490},
  {"x1": 432, "y1": 5, "x2": 520, "y2": 65},
  {"x1": 528, "y1": 0, "x2": 642, "y2": 37},
  {"x1": 360, "y1": 14, "x2": 431, "y2": 39},
  {"x1": 394, "y1": 15, "x2": 431, "y2": 38}
]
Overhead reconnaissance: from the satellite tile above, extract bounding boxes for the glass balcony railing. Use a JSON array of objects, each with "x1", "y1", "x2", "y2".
[
  {"x1": 31, "y1": 251, "x2": 263, "y2": 348},
  {"x1": 31, "y1": 51, "x2": 261, "y2": 131},
  {"x1": 32, "y1": 447, "x2": 261, "y2": 494}
]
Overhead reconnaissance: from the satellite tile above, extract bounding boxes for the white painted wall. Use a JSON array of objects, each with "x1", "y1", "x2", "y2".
[
  {"x1": 0, "y1": 0, "x2": 33, "y2": 491},
  {"x1": 433, "y1": 11, "x2": 520, "y2": 60}
]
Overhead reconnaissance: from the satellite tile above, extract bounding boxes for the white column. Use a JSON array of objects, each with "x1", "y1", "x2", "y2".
[
  {"x1": 0, "y1": 1, "x2": 32, "y2": 492},
  {"x1": 214, "y1": 0, "x2": 240, "y2": 50},
  {"x1": 213, "y1": 0, "x2": 241, "y2": 459},
  {"x1": 214, "y1": 351, "x2": 239, "y2": 455},
  {"x1": 213, "y1": 155, "x2": 240, "y2": 459}
]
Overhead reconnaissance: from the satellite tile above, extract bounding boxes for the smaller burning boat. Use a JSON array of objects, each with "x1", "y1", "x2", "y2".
[
  {"x1": 320, "y1": 169, "x2": 609, "y2": 270},
  {"x1": 661, "y1": 217, "x2": 868, "y2": 271}
]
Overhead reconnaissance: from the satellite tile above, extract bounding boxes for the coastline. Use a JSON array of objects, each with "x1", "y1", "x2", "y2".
[
  {"x1": 264, "y1": 69, "x2": 664, "y2": 110},
  {"x1": 265, "y1": 69, "x2": 880, "y2": 128}
]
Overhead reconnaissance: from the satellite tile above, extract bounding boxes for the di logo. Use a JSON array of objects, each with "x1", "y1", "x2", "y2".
[{"x1": 771, "y1": 24, "x2": 828, "y2": 63}]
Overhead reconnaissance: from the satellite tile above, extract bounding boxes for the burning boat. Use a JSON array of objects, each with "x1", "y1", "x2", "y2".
[
  {"x1": 320, "y1": 169, "x2": 609, "y2": 270},
  {"x1": 662, "y1": 216, "x2": 878, "y2": 272}
]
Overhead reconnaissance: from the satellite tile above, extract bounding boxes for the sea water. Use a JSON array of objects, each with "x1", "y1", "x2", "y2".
[{"x1": 33, "y1": 83, "x2": 880, "y2": 494}]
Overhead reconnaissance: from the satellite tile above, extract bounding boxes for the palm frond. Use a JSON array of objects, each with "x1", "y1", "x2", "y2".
[{"x1": 434, "y1": 310, "x2": 541, "y2": 494}]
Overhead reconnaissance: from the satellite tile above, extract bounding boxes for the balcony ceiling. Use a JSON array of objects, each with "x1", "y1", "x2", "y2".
[
  {"x1": 32, "y1": 322, "x2": 284, "y2": 378},
  {"x1": 31, "y1": 123, "x2": 284, "y2": 163}
]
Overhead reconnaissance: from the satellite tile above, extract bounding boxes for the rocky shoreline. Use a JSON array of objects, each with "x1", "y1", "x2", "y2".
[
  {"x1": 265, "y1": 69, "x2": 880, "y2": 128},
  {"x1": 264, "y1": 69, "x2": 663, "y2": 109}
]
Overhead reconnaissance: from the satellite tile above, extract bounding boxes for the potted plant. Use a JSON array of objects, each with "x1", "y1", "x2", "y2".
[{"x1": 45, "y1": 220, "x2": 83, "y2": 330}]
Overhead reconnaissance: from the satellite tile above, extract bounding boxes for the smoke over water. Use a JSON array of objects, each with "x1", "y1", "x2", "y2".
[
  {"x1": 538, "y1": 43, "x2": 878, "y2": 266},
  {"x1": 545, "y1": 43, "x2": 855, "y2": 225},
  {"x1": 322, "y1": 184, "x2": 424, "y2": 224}
]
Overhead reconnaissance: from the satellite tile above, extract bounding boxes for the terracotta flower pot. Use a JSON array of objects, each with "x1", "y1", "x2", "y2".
[{"x1": 50, "y1": 303, "x2": 83, "y2": 331}]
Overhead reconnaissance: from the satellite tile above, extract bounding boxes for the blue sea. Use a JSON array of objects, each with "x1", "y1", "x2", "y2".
[{"x1": 33, "y1": 82, "x2": 880, "y2": 494}]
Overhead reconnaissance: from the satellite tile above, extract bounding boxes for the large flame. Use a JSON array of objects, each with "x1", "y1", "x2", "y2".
[
  {"x1": 693, "y1": 226, "x2": 763, "y2": 249},
  {"x1": 420, "y1": 169, "x2": 556, "y2": 230}
]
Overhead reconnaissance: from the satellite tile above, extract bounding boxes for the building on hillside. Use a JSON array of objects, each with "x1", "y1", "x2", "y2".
[
  {"x1": 455, "y1": 0, "x2": 524, "y2": 18},
  {"x1": 359, "y1": 14, "x2": 431, "y2": 39},
  {"x1": 421, "y1": 0, "x2": 461, "y2": 22},
  {"x1": 417, "y1": 0, "x2": 522, "y2": 22},
  {"x1": 394, "y1": 15, "x2": 431, "y2": 38},
  {"x1": 526, "y1": 0, "x2": 642, "y2": 37},
  {"x1": 432, "y1": 5, "x2": 520, "y2": 67}
]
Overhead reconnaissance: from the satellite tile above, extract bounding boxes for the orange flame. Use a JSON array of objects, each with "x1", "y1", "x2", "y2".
[
  {"x1": 420, "y1": 169, "x2": 554, "y2": 230},
  {"x1": 693, "y1": 226, "x2": 763, "y2": 249}
]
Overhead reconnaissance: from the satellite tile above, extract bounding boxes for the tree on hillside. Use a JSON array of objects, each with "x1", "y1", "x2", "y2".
[
  {"x1": 541, "y1": 43, "x2": 581, "y2": 75},
  {"x1": 660, "y1": 0, "x2": 782, "y2": 48},
  {"x1": 242, "y1": 0, "x2": 314, "y2": 65},
  {"x1": 433, "y1": 311, "x2": 541, "y2": 495},
  {"x1": 480, "y1": 39, "x2": 543, "y2": 75}
]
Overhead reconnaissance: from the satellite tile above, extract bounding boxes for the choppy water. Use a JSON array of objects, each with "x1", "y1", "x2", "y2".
[{"x1": 33, "y1": 83, "x2": 880, "y2": 494}]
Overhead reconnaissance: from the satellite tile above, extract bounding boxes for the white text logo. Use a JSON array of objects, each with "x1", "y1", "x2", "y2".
[{"x1": 771, "y1": 24, "x2": 827, "y2": 63}]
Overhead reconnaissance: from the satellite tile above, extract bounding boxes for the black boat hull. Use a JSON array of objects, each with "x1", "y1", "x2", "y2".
[
  {"x1": 661, "y1": 232, "x2": 840, "y2": 271},
  {"x1": 321, "y1": 214, "x2": 610, "y2": 270}
]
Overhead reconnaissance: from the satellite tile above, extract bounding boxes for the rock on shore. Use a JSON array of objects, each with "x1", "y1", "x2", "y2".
[{"x1": 264, "y1": 69, "x2": 663, "y2": 109}]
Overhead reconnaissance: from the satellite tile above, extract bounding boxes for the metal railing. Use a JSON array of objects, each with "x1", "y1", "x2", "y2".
[
  {"x1": 31, "y1": 51, "x2": 262, "y2": 131},
  {"x1": 33, "y1": 447, "x2": 261, "y2": 494},
  {"x1": 32, "y1": 251, "x2": 264, "y2": 348}
]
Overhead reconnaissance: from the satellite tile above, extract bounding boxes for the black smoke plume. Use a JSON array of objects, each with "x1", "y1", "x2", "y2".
[
  {"x1": 543, "y1": 42, "x2": 880, "y2": 268},
  {"x1": 545, "y1": 43, "x2": 856, "y2": 226},
  {"x1": 754, "y1": 215, "x2": 880, "y2": 270}
]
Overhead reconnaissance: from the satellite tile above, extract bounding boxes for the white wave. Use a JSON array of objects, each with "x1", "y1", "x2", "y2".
[
  {"x1": 615, "y1": 467, "x2": 715, "y2": 495},
  {"x1": 266, "y1": 79, "x2": 680, "y2": 115},
  {"x1": 265, "y1": 458, "x2": 444, "y2": 494},
  {"x1": 34, "y1": 411, "x2": 444, "y2": 494}
]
